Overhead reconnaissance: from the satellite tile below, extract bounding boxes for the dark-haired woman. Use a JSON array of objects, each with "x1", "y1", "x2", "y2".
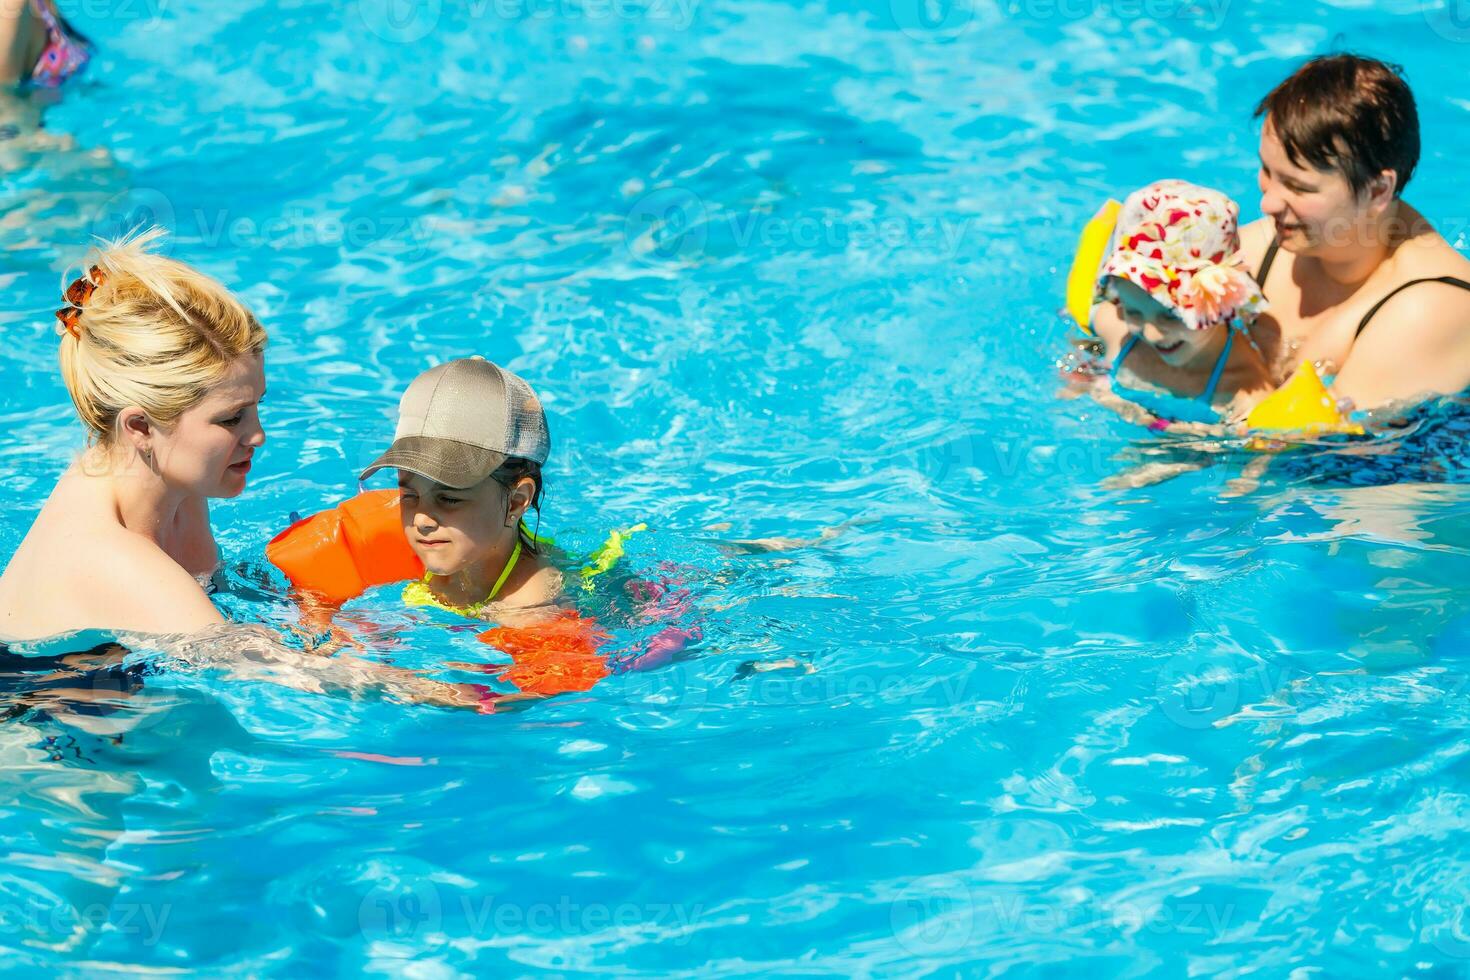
[{"x1": 1239, "y1": 53, "x2": 1470, "y2": 411}]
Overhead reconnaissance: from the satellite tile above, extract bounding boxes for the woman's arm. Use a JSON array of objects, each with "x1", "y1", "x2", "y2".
[
  {"x1": 76, "y1": 536, "x2": 228, "y2": 635},
  {"x1": 1332, "y1": 288, "x2": 1470, "y2": 410},
  {"x1": 155, "y1": 623, "x2": 486, "y2": 710}
]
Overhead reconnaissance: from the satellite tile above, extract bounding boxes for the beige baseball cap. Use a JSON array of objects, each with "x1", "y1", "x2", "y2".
[{"x1": 359, "y1": 357, "x2": 551, "y2": 489}]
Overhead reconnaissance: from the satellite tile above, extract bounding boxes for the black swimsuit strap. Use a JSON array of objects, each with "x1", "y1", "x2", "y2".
[
  {"x1": 1355, "y1": 276, "x2": 1470, "y2": 339},
  {"x1": 1256, "y1": 236, "x2": 1281, "y2": 289}
]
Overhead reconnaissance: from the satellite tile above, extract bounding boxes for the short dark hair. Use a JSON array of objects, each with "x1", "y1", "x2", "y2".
[
  {"x1": 492, "y1": 456, "x2": 544, "y2": 552},
  {"x1": 1255, "y1": 54, "x2": 1419, "y2": 199},
  {"x1": 492, "y1": 456, "x2": 543, "y2": 510}
]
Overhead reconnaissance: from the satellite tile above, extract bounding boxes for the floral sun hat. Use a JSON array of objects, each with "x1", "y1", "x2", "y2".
[{"x1": 1095, "y1": 179, "x2": 1267, "y2": 331}]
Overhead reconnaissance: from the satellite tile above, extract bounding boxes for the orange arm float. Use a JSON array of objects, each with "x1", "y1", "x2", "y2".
[
  {"x1": 477, "y1": 610, "x2": 612, "y2": 697},
  {"x1": 266, "y1": 489, "x2": 425, "y2": 605}
]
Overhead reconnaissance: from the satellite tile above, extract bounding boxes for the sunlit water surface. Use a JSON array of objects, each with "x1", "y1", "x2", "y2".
[{"x1": 2, "y1": 0, "x2": 1470, "y2": 973}]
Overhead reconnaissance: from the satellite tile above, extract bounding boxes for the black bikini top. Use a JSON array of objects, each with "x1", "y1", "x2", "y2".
[{"x1": 1255, "y1": 236, "x2": 1470, "y2": 339}]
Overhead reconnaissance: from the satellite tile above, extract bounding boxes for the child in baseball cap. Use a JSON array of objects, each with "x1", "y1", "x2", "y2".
[
  {"x1": 1089, "y1": 180, "x2": 1275, "y2": 428},
  {"x1": 357, "y1": 357, "x2": 699, "y2": 709},
  {"x1": 359, "y1": 356, "x2": 561, "y2": 620}
]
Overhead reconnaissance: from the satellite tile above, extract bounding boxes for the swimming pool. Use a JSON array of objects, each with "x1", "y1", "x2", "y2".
[{"x1": 3, "y1": 0, "x2": 1470, "y2": 972}]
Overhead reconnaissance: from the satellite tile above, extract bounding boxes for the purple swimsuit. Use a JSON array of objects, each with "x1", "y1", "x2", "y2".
[{"x1": 27, "y1": 0, "x2": 91, "y2": 88}]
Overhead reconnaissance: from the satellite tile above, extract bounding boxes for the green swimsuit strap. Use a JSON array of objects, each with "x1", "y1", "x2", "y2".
[
  {"x1": 412, "y1": 534, "x2": 523, "y2": 618},
  {"x1": 484, "y1": 536, "x2": 523, "y2": 604}
]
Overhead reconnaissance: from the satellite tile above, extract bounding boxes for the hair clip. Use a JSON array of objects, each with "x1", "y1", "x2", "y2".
[{"x1": 54, "y1": 265, "x2": 106, "y2": 341}]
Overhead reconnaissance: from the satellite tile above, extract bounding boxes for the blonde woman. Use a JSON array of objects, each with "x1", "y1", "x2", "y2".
[
  {"x1": 0, "y1": 228, "x2": 264, "y2": 638},
  {"x1": 0, "y1": 229, "x2": 484, "y2": 710}
]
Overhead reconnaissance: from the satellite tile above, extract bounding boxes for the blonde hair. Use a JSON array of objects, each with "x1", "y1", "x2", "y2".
[{"x1": 57, "y1": 227, "x2": 268, "y2": 446}]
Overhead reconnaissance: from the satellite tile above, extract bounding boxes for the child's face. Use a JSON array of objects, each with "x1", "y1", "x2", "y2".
[
  {"x1": 1107, "y1": 278, "x2": 1216, "y2": 368},
  {"x1": 397, "y1": 471, "x2": 514, "y2": 577}
]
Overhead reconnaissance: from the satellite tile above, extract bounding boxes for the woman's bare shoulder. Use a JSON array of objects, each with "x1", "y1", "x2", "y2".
[
  {"x1": 1401, "y1": 231, "x2": 1470, "y2": 279},
  {"x1": 1385, "y1": 205, "x2": 1470, "y2": 276},
  {"x1": 63, "y1": 528, "x2": 224, "y2": 634}
]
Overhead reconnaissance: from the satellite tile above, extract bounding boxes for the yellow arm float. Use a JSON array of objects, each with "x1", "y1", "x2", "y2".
[
  {"x1": 1244, "y1": 361, "x2": 1364, "y2": 435},
  {"x1": 1065, "y1": 199, "x2": 1122, "y2": 335}
]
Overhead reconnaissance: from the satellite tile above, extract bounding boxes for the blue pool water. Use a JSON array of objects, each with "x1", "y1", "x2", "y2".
[{"x1": 4, "y1": 0, "x2": 1470, "y2": 973}]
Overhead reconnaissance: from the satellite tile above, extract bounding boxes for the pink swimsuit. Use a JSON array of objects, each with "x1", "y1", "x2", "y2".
[{"x1": 27, "y1": 0, "x2": 91, "y2": 88}]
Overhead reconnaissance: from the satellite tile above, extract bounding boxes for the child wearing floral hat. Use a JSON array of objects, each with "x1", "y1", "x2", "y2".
[{"x1": 1089, "y1": 180, "x2": 1276, "y2": 429}]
